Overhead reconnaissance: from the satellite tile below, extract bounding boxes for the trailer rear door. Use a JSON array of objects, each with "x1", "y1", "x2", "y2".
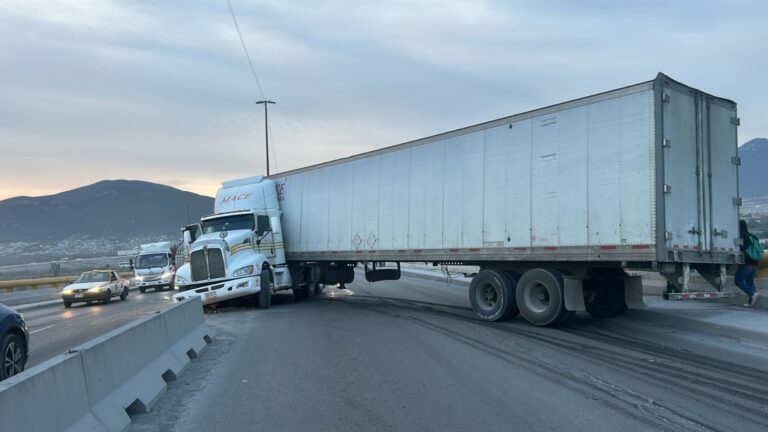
[{"x1": 661, "y1": 80, "x2": 739, "y2": 259}]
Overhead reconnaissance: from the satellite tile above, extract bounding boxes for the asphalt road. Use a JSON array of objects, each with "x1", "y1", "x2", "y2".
[
  {"x1": 21, "y1": 289, "x2": 174, "y2": 368},
  {"x1": 125, "y1": 274, "x2": 768, "y2": 432}
]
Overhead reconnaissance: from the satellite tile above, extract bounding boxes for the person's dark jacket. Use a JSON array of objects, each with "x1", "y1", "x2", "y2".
[{"x1": 740, "y1": 220, "x2": 758, "y2": 266}]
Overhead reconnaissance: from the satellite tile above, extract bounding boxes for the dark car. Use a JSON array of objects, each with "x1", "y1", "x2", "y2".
[{"x1": 0, "y1": 303, "x2": 28, "y2": 381}]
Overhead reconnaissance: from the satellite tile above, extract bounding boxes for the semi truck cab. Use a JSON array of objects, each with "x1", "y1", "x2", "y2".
[{"x1": 172, "y1": 176, "x2": 295, "y2": 306}]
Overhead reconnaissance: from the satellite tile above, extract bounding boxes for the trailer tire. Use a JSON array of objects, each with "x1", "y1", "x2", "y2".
[
  {"x1": 584, "y1": 279, "x2": 626, "y2": 319},
  {"x1": 259, "y1": 269, "x2": 272, "y2": 309},
  {"x1": 469, "y1": 270, "x2": 516, "y2": 322},
  {"x1": 516, "y1": 268, "x2": 569, "y2": 326}
]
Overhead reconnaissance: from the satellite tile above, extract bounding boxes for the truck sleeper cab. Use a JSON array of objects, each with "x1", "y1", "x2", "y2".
[{"x1": 172, "y1": 177, "x2": 299, "y2": 306}]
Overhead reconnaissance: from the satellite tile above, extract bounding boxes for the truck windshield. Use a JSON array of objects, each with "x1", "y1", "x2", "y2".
[
  {"x1": 135, "y1": 253, "x2": 168, "y2": 269},
  {"x1": 75, "y1": 272, "x2": 110, "y2": 283},
  {"x1": 202, "y1": 214, "x2": 255, "y2": 234}
]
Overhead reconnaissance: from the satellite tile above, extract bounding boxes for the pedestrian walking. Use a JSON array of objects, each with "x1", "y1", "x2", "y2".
[{"x1": 735, "y1": 220, "x2": 762, "y2": 307}]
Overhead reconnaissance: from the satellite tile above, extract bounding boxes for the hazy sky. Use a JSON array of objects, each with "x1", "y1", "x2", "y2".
[{"x1": 1, "y1": 0, "x2": 766, "y2": 200}]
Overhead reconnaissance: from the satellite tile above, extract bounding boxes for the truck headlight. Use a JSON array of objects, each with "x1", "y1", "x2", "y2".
[
  {"x1": 175, "y1": 275, "x2": 189, "y2": 285},
  {"x1": 233, "y1": 265, "x2": 255, "y2": 277},
  {"x1": 161, "y1": 272, "x2": 173, "y2": 281}
]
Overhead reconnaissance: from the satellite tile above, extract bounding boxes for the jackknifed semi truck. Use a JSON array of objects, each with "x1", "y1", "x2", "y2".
[{"x1": 173, "y1": 73, "x2": 742, "y2": 326}]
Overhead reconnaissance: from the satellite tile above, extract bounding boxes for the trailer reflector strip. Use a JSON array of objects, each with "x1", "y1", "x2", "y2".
[
  {"x1": 632, "y1": 245, "x2": 651, "y2": 249},
  {"x1": 600, "y1": 246, "x2": 617, "y2": 250}
]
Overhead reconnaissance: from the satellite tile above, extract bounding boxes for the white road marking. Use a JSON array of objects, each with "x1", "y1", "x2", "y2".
[{"x1": 30, "y1": 324, "x2": 55, "y2": 334}]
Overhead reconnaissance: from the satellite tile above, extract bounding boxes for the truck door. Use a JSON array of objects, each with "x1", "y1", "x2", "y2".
[
  {"x1": 256, "y1": 215, "x2": 276, "y2": 259},
  {"x1": 705, "y1": 98, "x2": 740, "y2": 256},
  {"x1": 662, "y1": 83, "x2": 702, "y2": 253},
  {"x1": 661, "y1": 81, "x2": 739, "y2": 258}
]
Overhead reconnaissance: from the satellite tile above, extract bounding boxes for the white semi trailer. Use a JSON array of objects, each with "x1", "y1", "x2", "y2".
[{"x1": 174, "y1": 73, "x2": 742, "y2": 326}]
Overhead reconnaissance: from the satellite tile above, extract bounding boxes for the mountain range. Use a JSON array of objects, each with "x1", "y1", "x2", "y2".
[
  {"x1": 0, "y1": 180, "x2": 213, "y2": 243},
  {"x1": 739, "y1": 138, "x2": 768, "y2": 199}
]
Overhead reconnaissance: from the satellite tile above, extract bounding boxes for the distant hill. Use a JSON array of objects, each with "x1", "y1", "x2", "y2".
[
  {"x1": 740, "y1": 138, "x2": 768, "y2": 199},
  {"x1": 0, "y1": 180, "x2": 213, "y2": 243}
]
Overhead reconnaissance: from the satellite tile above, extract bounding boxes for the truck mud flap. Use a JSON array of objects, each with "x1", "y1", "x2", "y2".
[
  {"x1": 563, "y1": 277, "x2": 586, "y2": 312},
  {"x1": 624, "y1": 275, "x2": 646, "y2": 309},
  {"x1": 364, "y1": 262, "x2": 401, "y2": 283}
]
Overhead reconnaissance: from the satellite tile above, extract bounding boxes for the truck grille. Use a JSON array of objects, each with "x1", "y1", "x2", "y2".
[{"x1": 190, "y1": 248, "x2": 226, "y2": 281}]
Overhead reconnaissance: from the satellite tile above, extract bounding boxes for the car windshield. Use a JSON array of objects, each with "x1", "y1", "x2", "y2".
[
  {"x1": 135, "y1": 253, "x2": 168, "y2": 269},
  {"x1": 74, "y1": 272, "x2": 109, "y2": 283},
  {"x1": 202, "y1": 214, "x2": 255, "y2": 234}
]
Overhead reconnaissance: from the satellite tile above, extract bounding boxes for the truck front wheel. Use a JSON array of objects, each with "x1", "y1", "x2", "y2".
[
  {"x1": 469, "y1": 270, "x2": 517, "y2": 322},
  {"x1": 259, "y1": 269, "x2": 272, "y2": 309},
  {"x1": 516, "y1": 268, "x2": 569, "y2": 326}
]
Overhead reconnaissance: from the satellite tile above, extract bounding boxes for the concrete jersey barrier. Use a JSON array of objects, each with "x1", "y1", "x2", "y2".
[{"x1": 0, "y1": 297, "x2": 210, "y2": 432}]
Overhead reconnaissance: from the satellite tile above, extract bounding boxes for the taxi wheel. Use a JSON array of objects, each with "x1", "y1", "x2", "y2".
[
  {"x1": 63, "y1": 301, "x2": 72, "y2": 308},
  {"x1": 139, "y1": 287, "x2": 146, "y2": 293},
  {"x1": 102, "y1": 290, "x2": 112, "y2": 304}
]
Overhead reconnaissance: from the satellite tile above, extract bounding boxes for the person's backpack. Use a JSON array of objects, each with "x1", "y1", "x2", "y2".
[{"x1": 745, "y1": 233, "x2": 765, "y2": 262}]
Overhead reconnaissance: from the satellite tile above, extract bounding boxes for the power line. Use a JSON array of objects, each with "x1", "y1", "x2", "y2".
[
  {"x1": 225, "y1": 0, "x2": 278, "y2": 172},
  {"x1": 225, "y1": 0, "x2": 266, "y2": 100}
]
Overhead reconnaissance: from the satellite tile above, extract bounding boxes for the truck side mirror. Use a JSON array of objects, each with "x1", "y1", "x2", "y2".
[
  {"x1": 129, "y1": 258, "x2": 135, "y2": 270},
  {"x1": 256, "y1": 215, "x2": 271, "y2": 236},
  {"x1": 183, "y1": 230, "x2": 192, "y2": 245}
]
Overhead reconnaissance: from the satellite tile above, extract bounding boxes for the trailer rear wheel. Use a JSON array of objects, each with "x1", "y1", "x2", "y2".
[
  {"x1": 584, "y1": 279, "x2": 626, "y2": 319},
  {"x1": 259, "y1": 269, "x2": 272, "y2": 309},
  {"x1": 516, "y1": 269, "x2": 569, "y2": 326},
  {"x1": 469, "y1": 270, "x2": 516, "y2": 322}
]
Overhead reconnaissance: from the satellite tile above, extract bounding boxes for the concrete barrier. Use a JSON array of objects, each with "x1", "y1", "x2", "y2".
[
  {"x1": 0, "y1": 297, "x2": 210, "y2": 432},
  {"x1": 0, "y1": 353, "x2": 104, "y2": 431}
]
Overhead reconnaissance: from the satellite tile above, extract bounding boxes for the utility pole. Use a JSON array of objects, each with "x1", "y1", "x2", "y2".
[{"x1": 255, "y1": 100, "x2": 275, "y2": 176}]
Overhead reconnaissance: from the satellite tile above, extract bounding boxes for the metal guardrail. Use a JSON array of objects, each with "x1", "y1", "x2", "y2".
[{"x1": 0, "y1": 273, "x2": 134, "y2": 293}]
